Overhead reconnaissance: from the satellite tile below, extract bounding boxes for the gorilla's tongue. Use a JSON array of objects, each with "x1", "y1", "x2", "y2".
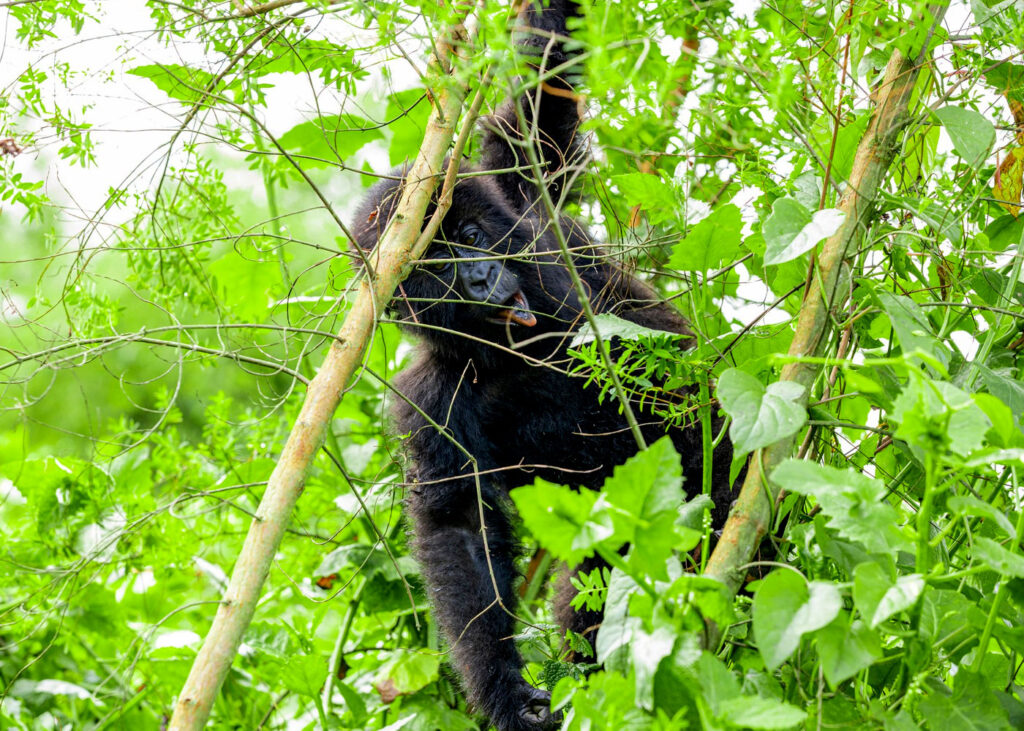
[{"x1": 503, "y1": 291, "x2": 537, "y2": 327}]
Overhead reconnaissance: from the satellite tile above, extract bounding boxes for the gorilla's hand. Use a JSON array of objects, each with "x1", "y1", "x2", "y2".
[{"x1": 494, "y1": 680, "x2": 560, "y2": 731}]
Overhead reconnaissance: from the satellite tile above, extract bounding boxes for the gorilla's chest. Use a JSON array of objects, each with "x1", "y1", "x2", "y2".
[{"x1": 474, "y1": 369, "x2": 642, "y2": 491}]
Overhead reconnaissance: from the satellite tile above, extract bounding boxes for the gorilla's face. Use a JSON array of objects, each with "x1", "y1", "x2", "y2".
[
  {"x1": 357, "y1": 173, "x2": 581, "y2": 347},
  {"x1": 402, "y1": 219, "x2": 537, "y2": 334}
]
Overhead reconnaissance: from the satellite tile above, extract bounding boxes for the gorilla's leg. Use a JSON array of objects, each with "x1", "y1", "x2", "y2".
[
  {"x1": 407, "y1": 487, "x2": 555, "y2": 731},
  {"x1": 553, "y1": 554, "x2": 610, "y2": 662}
]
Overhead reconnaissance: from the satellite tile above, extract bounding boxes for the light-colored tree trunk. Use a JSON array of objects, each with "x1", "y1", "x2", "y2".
[{"x1": 167, "y1": 8, "x2": 478, "y2": 729}]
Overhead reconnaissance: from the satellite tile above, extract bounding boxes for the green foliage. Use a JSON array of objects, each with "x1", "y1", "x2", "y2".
[{"x1": 2, "y1": 0, "x2": 1024, "y2": 729}]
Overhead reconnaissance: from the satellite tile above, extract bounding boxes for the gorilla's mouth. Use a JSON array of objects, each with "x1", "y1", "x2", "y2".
[{"x1": 489, "y1": 290, "x2": 537, "y2": 327}]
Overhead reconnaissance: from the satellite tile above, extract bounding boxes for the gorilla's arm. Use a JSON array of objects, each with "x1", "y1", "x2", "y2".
[
  {"x1": 394, "y1": 359, "x2": 553, "y2": 731},
  {"x1": 480, "y1": 0, "x2": 583, "y2": 211}
]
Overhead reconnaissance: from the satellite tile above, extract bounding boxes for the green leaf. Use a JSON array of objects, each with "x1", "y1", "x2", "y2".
[
  {"x1": 374, "y1": 649, "x2": 440, "y2": 696},
  {"x1": 852, "y1": 562, "x2": 924, "y2": 627},
  {"x1": 717, "y1": 695, "x2": 806, "y2": 729},
  {"x1": 511, "y1": 481, "x2": 611, "y2": 565},
  {"x1": 632, "y1": 624, "x2": 675, "y2": 710},
  {"x1": 815, "y1": 612, "x2": 882, "y2": 688},
  {"x1": 973, "y1": 537, "x2": 1024, "y2": 578},
  {"x1": 386, "y1": 89, "x2": 431, "y2": 166},
  {"x1": 669, "y1": 204, "x2": 744, "y2": 271},
  {"x1": 934, "y1": 105, "x2": 996, "y2": 168},
  {"x1": 873, "y1": 288, "x2": 947, "y2": 367},
  {"x1": 948, "y1": 495, "x2": 1015, "y2": 537},
  {"x1": 612, "y1": 173, "x2": 679, "y2": 225},
  {"x1": 602, "y1": 437, "x2": 685, "y2": 580},
  {"x1": 918, "y1": 671, "x2": 1013, "y2": 731},
  {"x1": 772, "y1": 460, "x2": 913, "y2": 554},
  {"x1": 595, "y1": 570, "x2": 642, "y2": 672},
  {"x1": 753, "y1": 570, "x2": 841, "y2": 670},
  {"x1": 277, "y1": 114, "x2": 384, "y2": 169},
  {"x1": 128, "y1": 64, "x2": 221, "y2": 104},
  {"x1": 280, "y1": 655, "x2": 328, "y2": 698},
  {"x1": 571, "y1": 313, "x2": 684, "y2": 346},
  {"x1": 717, "y1": 369, "x2": 806, "y2": 458},
  {"x1": 762, "y1": 197, "x2": 844, "y2": 265}
]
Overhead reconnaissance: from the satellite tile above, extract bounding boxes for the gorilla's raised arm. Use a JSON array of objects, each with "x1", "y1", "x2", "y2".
[{"x1": 480, "y1": 0, "x2": 584, "y2": 211}]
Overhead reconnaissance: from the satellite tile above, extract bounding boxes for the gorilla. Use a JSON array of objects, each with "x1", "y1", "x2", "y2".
[{"x1": 351, "y1": 2, "x2": 734, "y2": 729}]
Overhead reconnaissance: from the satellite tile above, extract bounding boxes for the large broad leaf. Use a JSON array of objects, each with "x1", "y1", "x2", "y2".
[
  {"x1": 752, "y1": 570, "x2": 841, "y2": 669},
  {"x1": 762, "y1": 197, "x2": 844, "y2": 265},
  {"x1": 717, "y1": 695, "x2": 806, "y2": 729},
  {"x1": 601, "y1": 436, "x2": 686, "y2": 581},
  {"x1": 374, "y1": 649, "x2": 440, "y2": 698},
  {"x1": 873, "y1": 288, "x2": 947, "y2": 366},
  {"x1": 386, "y1": 89, "x2": 432, "y2": 166},
  {"x1": 512, "y1": 438, "x2": 685, "y2": 574},
  {"x1": 973, "y1": 537, "x2": 1024, "y2": 578},
  {"x1": 947, "y1": 495, "x2": 1015, "y2": 537},
  {"x1": 771, "y1": 460, "x2": 912, "y2": 554},
  {"x1": 612, "y1": 173, "x2": 679, "y2": 225},
  {"x1": 669, "y1": 204, "x2": 744, "y2": 272},
  {"x1": 934, "y1": 105, "x2": 995, "y2": 168},
  {"x1": 852, "y1": 562, "x2": 924, "y2": 627},
  {"x1": 571, "y1": 313, "x2": 684, "y2": 347},
  {"x1": 815, "y1": 611, "x2": 882, "y2": 688},
  {"x1": 717, "y1": 369, "x2": 806, "y2": 458},
  {"x1": 129, "y1": 64, "x2": 223, "y2": 104},
  {"x1": 277, "y1": 114, "x2": 384, "y2": 168},
  {"x1": 918, "y1": 672, "x2": 1013, "y2": 731},
  {"x1": 280, "y1": 655, "x2": 328, "y2": 698},
  {"x1": 510, "y1": 481, "x2": 612, "y2": 565}
]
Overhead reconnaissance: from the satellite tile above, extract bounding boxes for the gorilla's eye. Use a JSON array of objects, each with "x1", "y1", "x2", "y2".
[
  {"x1": 421, "y1": 249, "x2": 452, "y2": 274},
  {"x1": 460, "y1": 224, "x2": 483, "y2": 248}
]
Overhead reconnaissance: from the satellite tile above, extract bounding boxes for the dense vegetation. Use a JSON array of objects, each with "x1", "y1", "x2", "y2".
[{"x1": 1, "y1": 1, "x2": 1023, "y2": 729}]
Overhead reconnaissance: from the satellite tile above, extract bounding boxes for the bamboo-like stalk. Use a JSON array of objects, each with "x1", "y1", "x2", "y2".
[
  {"x1": 702, "y1": 6, "x2": 948, "y2": 637},
  {"x1": 167, "y1": 9, "x2": 477, "y2": 729}
]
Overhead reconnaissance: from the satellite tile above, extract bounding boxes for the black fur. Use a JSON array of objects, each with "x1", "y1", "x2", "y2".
[{"x1": 351, "y1": 3, "x2": 734, "y2": 729}]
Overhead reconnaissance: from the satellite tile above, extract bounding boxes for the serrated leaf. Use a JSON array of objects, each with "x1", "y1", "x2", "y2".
[
  {"x1": 510, "y1": 481, "x2": 611, "y2": 565},
  {"x1": 281, "y1": 655, "x2": 328, "y2": 698},
  {"x1": 717, "y1": 369, "x2": 806, "y2": 458},
  {"x1": 771, "y1": 460, "x2": 912, "y2": 554},
  {"x1": 612, "y1": 173, "x2": 679, "y2": 225}
]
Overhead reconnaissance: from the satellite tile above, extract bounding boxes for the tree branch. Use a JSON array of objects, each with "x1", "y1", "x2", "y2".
[
  {"x1": 702, "y1": 4, "x2": 948, "y2": 643},
  {"x1": 166, "y1": 7, "x2": 479, "y2": 729}
]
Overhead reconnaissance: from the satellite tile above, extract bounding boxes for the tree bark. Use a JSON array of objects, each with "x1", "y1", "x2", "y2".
[
  {"x1": 167, "y1": 9, "x2": 477, "y2": 729},
  {"x1": 702, "y1": 5, "x2": 948, "y2": 642}
]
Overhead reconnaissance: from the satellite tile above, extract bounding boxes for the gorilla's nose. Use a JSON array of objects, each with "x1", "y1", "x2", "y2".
[{"x1": 460, "y1": 258, "x2": 501, "y2": 301}]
